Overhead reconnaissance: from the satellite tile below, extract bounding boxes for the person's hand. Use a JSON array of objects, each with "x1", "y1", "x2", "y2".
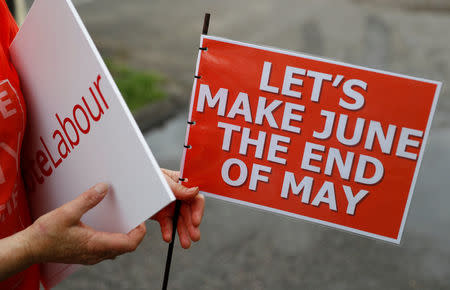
[
  {"x1": 152, "y1": 169, "x2": 205, "y2": 249},
  {"x1": 25, "y1": 183, "x2": 146, "y2": 265}
]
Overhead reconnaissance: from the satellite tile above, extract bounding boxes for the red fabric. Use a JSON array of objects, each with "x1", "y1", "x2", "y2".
[{"x1": 1, "y1": 1, "x2": 40, "y2": 289}]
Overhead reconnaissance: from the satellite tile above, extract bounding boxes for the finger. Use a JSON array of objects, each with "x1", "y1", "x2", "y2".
[
  {"x1": 91, "y1": 223, "x2": 146, "y2": 255},
  {"x1": 180, "y1": 204, "x2": 200, "y2": 242},
  {"x1": 127, "y1": 223, "x2": 147, "y2": 248},
  {"x1": 157, "y1": 216, "x2": 173, "y2": 243},
  {"x1": 62, "y1": 183, "x2": 109, "y2": 222},
  {"x1": 177, "y1": 216, "x2": 191, "y2": 249},
  {"x1": 165, "y1": 176, "x2": 199, "y2": 201},
  {"x1": 90, "y1": 233, "x2": 136, "y2": 256},
  {"x1": 191, "y1": 194, "x2": 205, "y2": 227},
  {"x1": 161, "y1": 169, "x2": 180, "y2": 183}
]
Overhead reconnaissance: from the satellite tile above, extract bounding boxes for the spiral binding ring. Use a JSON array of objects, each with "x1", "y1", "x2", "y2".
[
  {"x1": 181, "y1": 122, "x2": 194, "y2": 182},
  {"x1": 180, "y1": 46, "x2": 207, "y2": 184},
  {"x1": 185, "y1": 119, "x2": 195, "y2": 149}
]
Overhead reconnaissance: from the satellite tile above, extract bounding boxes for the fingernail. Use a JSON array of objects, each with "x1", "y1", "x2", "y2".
[{"x1": 94, "y1": 183, "x2": 109, "y2": 194}]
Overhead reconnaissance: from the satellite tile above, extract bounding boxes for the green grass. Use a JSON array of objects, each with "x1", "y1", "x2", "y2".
[{"x1": 105, "y1": 59, "x2": 166, "y2": 111}]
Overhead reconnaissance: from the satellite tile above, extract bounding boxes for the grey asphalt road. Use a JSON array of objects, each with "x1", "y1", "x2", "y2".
[{"x1": 45, "y1": 0, "x2": 450, "y2": 289}]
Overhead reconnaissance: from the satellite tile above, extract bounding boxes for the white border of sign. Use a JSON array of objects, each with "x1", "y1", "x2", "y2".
[{"x1": 180, "y1": 35, "x2": 442, "y2": 244}]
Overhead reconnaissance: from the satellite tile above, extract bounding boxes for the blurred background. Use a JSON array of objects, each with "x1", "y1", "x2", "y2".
[{"x1": 10, "y1": 0, "x2": 450, "y2": 289}]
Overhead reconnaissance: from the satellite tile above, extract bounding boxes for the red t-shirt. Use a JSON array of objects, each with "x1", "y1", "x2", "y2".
[{"x1": 0, "y1": 2, "x2": 40, "y2": 289}]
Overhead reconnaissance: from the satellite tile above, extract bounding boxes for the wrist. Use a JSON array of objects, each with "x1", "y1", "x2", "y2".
[
  {"x1": 0, "y1": 226, "x2": 40, "y2": 280},
  {"x1": 17, "y1": 225, "x2": 42, "y2": 265}
]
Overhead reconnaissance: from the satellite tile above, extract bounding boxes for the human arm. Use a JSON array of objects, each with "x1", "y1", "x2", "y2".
[
  {"x1": 0, "y1": 183, "x2": 146, "y2": 281},
  {"x1": 0, "y1": 224, "x2": 36, "y2": 281}
]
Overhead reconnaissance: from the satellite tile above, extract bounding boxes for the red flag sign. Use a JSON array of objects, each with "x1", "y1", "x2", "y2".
[{"x1": 180, "y1": 35, "x2": 441, "y2": 243}]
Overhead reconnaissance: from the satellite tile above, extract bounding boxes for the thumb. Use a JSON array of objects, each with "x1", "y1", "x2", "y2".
[
  {"x1": 62, "y1": 183, "x2": 109, "y2": 222},
  {"x1": 164, "y1": 176, "x2": 199, "y2": 201}
]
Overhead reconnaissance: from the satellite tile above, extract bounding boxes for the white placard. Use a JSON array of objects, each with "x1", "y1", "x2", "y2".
[{"x1": 10, "y1": 0, "x2": 175, "y2": 287}]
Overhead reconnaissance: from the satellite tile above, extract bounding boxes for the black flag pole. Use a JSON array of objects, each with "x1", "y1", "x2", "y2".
[
  {"x1": 202, "y1": 13, "x2": 211, "y2": 35},
  {"x1": 161, "y1": 13, "x2": 211, "y2": 290}
]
